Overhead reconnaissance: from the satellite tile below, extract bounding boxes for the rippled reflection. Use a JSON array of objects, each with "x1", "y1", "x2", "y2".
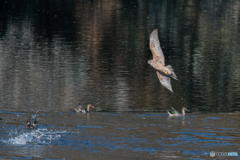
[{"x1": 0, "y1": 0, "x2": 239, "y2": 112}]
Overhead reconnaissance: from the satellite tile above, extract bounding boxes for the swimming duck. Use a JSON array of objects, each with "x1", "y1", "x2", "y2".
[
  {"x1": 148, "y1": 29, "x2": 177, "y2": 92},
  {"x1": 26, "y1": 114, "x2": 38, "y2": 129},
  {"x1": 167, "y1": 107, "x2": 189, "y2": 117},
  {"x1": 74, "y1": 104, "x2": 95, "y2": 114},
  {"x1": 26, "y1": 119, "x2": 37, "y2": 129}
]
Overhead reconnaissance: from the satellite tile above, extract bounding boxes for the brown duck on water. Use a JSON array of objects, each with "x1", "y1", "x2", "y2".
[
  {"x1": 74, "y1": 104, "x2": 95, "y2": 114},
  {"x1": 148, "y1": 29, "x2": 178, "y2": 92}
]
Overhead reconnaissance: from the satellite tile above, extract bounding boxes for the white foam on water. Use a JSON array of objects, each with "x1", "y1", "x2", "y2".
[{"x1": 2, "y1": 128, "x2": 67, "y2": 145}]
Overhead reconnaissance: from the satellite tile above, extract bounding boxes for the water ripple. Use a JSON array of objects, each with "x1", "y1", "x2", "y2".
[{"x1": 2, "y1": 128, "x2": 67, "y2": 145}]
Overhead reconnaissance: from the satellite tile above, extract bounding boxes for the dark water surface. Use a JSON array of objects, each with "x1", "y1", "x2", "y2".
[{"x1": 0, "y1": 0, "x2": 240, "y2": 159}]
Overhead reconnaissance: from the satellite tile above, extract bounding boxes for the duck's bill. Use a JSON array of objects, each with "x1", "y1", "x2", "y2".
[{"x1": 156, "y1": 71, "x2": 173, "y2": 92}]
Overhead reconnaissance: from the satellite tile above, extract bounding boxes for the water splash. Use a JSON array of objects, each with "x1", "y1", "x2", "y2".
[{"x1": 2, "y1": 128, "x2": 67, "y2": 145}]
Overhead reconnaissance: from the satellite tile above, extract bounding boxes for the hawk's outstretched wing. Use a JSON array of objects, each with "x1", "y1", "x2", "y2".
[
  {"x1": 149, "y1": 29, "x2": 165, "y2": 65},
  {"x1": 156, "y1": 71, "x2": 173, "y2": 92}
]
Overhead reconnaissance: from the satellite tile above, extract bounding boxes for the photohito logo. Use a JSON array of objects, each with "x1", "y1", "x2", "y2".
[
  {"x1": 210, "y1": 151, "x2": 215, "y2": 157},
  {"x1": 209, "y1": 151, "x2": 238, "y2": 157}
]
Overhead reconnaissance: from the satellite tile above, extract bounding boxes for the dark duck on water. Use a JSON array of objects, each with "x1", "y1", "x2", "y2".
[{"x1": 26, "y1": 113, "x2": 38, "y2": 129}]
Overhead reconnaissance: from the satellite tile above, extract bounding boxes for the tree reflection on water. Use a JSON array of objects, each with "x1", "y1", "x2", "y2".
[{"x1": 0, "y1": 0, "x2": 239, "y2": 112}]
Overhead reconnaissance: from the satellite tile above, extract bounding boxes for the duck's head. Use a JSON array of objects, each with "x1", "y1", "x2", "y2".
[
  {"x1": 182, "y1": 107, "x2": 189, "y2": 112},
  {"x1": 26, "y1": 120, "x2": 31, "y2": 127},
  {"x1": 87, "y1": 104, "x2": 95, "y2": 112},
  {"x1": 32, "y1": 120, "x2": 38, "y2": 128}
]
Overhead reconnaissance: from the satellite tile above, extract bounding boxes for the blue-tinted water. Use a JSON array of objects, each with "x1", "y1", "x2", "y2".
[{"x1": 0, "y1": 111, "x2": 240, "y2": 159}]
